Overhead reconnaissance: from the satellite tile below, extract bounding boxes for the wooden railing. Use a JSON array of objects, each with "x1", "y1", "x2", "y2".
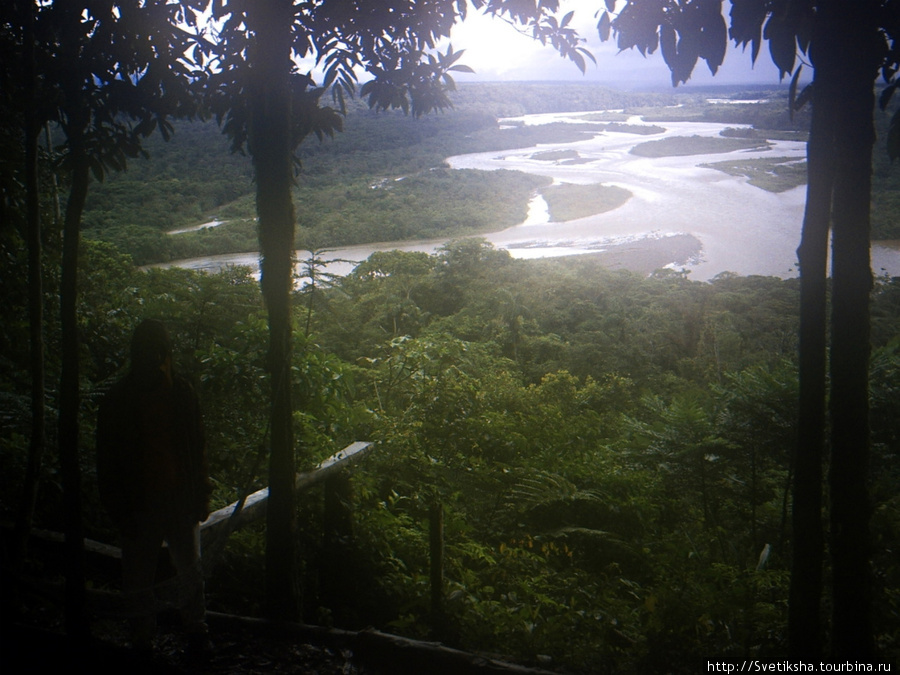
[
  {"x1": 201, "y1": 441, "x2": 374, "y2": 544},
  {"x1": 21, "y1": 441, "x2": 375, "y2": 558},
  {"x1": 15, "y1": 440, "x2": 564, "y2": 672}
]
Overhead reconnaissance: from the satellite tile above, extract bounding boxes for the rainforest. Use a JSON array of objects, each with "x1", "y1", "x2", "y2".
[{"x1": 4, "y1": 77, "x2": 900, "y2": 672}]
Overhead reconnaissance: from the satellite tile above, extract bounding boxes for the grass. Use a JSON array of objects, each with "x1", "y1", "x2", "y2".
[
  {"x1": 630, "y1": 135, "x2": 770, "y2": 158},
  {"x1": 541, "y1": 182, "x2": 632, "y2": 222},
  {"x1": 720, "y1": 127, "x2": 809, "y2": 142},
  {"x1": 631, "y1": 105, "x2": 708, "y2": 123},
  {"x1": 574, "y1": 112, "x2": 633, "y2": 122},
  {"x1": 604, "y1": 123, "x2": 666, "y2": 135},
  {"x1": 531, "y1": 149, "x2": 581, "y2": 162},
  {"x1": 700, "y1": 157, "x2": 808, "y2": 193},
  {"x1": 530, "y1": 149, "x2": 594, "y2": 166}
]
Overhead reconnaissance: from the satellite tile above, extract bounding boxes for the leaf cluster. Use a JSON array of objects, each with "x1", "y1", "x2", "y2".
[
  {"x1": 190, "y1": 0, "x2": 595, "y2": 154},
  {"x1": 2, "y1": 0, "x2": 200, "y2": 182}
]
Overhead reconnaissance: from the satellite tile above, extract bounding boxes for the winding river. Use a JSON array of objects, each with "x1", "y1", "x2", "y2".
[{"x1": 160, "y1": 110, "x2": 900, "y2": 282}]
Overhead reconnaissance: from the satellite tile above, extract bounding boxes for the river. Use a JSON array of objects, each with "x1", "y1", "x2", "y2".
[{"x1": 159, "y1": 110, "x2": 900, "y2": 282}]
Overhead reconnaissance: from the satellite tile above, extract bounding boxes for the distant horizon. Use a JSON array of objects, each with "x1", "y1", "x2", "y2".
[{"x1": 451, "y1": 79, "x2": 792, "y2": 91}]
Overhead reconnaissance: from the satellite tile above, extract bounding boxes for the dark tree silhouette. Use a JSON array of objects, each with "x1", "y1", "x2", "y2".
[
  {"x1": 2, "y1": 0, "x2": 47, "y2": 583},
  {"x1": 601, "y1": 0, "x2": 895, "y2": 659},
  {"x1": 3, "y1": 0, "x2": 197, "y2": 636}
]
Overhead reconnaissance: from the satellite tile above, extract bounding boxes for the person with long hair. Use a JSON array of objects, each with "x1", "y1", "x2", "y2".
[{"x1": 97, "y1": 319, "x2": 211, "y2": 654}]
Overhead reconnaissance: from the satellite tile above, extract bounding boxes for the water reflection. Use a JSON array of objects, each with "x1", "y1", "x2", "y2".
[{"x1": 159, "y1": 110, "x2": 900, "y2": 281}]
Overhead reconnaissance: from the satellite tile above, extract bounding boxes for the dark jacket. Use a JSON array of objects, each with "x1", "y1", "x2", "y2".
[{"x1": 97, "y1": 372, "x2": 211, "y2": 526}]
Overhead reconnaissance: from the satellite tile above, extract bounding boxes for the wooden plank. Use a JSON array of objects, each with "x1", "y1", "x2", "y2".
[
  {"x1": 201, "y1": 486, "x2": 270, "y2": 534},
  {"x1": 26, "y1": 527, "x2": 122, "y2": 559},
  {"x1": 295, "y1": 441, "x2": 374, "y2": 492},
  {"x1": 201, "y1": 441, "x2": 375, "y2": 541},
  {"x1": 18, "y1": 441, "x2": 376, "y2": 556}
]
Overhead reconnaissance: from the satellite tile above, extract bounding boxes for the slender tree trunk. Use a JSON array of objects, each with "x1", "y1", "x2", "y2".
[
  {"x1": 14, "y1": 0, "x2": 44, "y2": 575},
  {"x1": 58, "y1": 126, "x2": 90, "y2": 640},
  {"x1": 827, "y1": 22, "x2": 879, "y2": 659},
  {"x1": 248, "y1": 0, "x2": 302, "y2": 622},
  {"x1": 429, "y1": 502, "x2": 445, "y2": 639},
  {"x1": 45, "y1": 123, "x2": 62, "y2": 226},
  {"x1": 788, "y1": 63, "x2": 834, "y2": 660},
  {"x1": 321, "y1": 471, "x2": 353, "y2": 615},
  {"x1": 749, "y1": 445, "x2": 757, "y2": 552}
]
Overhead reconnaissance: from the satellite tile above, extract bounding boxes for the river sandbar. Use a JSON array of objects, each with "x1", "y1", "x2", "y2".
[{"x1": 574, "y1": 233, "x2": 702, "y2": 274}]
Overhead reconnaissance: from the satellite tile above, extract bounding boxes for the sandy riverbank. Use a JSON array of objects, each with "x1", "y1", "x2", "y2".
[{"x1": 542, "y1": 233, "x2": 704, "y2": 276}]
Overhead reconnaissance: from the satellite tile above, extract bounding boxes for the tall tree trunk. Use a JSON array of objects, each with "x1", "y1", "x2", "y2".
[
  {"x1": 827, "y1": 18, "x2": 879, "y2": 658},
  {"x1": 14, "y1": 0, "x2": 44, "y2": 575},
  {"x1": 58, "y1": 127, "x2": 90, "y2": 640},
  {"x1": 789, "y1": 63, "x2": 833, "y2": 664},
  {"x1": 248, "y1": 0, "x2": 302, "y2": 622}
]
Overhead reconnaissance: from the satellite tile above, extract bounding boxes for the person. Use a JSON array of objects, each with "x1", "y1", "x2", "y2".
[{"x1": 97, "y1": 319, "x2": 212, "y2": 653}]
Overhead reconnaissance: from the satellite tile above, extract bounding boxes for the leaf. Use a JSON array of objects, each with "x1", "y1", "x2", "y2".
[
  {"x1": 756, "y1": 543, "x2": 772, "y2": 571},
  {"x1": 765, "y1": 15, "x2": 796, "y2": 79},
  {"x1": 751, "y1": 36, "x2": 761, "y2": 64},
  {"x1": 700, "y1": 13, "x2": 727, "y2": 76},
  {"x1": 440, "y1": 44, "x2": 466, "y2": 67},
  {"x1": 795, "y1": 82, "x2": 813, "y2": 111},
  {"x1": 134, "y1": 116, "x2": 157, "y2": 137},
  {"x1": 788, "y1": 65, "x2": 802, "y2": 121},
  {"x1": 509, "y1": 470, "x2": 579, "y2": 507},
  {"x1": 796, "y1": 12, "x2": 812, "y2": 55},
  {"x1": 598, "y1": 11, "x2": 611, "y2": 42},
  {"x1": 570, "y1": 49, "x2": 586, "y2": 74},
  {"x1": 888, "y1": 108, "x2": 900, "y2": 162},
  {"x1": 579, "y1": 46, "x2": 597, "y2": 66},
  {"x1": 89, "y1": 156, "x2": 105, "y2": 182},
  {"x1": 660, "y1": 24, "x2": 677, "y2": 71},
  {"x1": 158, "y1": 117, "x2": 174, "y2": 142},
  {"x1": 672, "y1": 30, "x2": 700, "y2": 85}
]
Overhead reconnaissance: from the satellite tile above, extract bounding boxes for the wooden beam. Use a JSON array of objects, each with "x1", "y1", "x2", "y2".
[
  {"x1": 20, "y1": 527, "x2": 121, "y2": 559},
  {"x1": 295, "y1": 441, "x2": 374, "y2": 492},
  {"x1": 14, "y1": 441, "x2": 376, "y2": 558},
  {"x1": 201, "y1": 441, "x2": 374, "y2": 543}
]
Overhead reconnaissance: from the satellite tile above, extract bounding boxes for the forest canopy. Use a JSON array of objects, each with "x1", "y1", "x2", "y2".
[
  {"x1": 4, "y1": 0, "x2": 900, "y2": 670},
  {"x1": 4, "y1": 233, "x2": 900, "y2": 670}
]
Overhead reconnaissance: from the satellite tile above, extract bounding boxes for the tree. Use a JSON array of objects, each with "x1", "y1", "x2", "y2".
[
  {"x1": 4, "y1": 0, "x2": 197, "y2": 635},
  {"x1": 600, "y1": 0, "x2": 892, "y2": 659},
  {"x1": 2, "y1": 0, "x2": 47, "y2": 582},
  {"x1": 57, "y1": 1, "x2": 195, "y2": 636},
  {"x1": 190, "y1": 0, "x2": 591, "y2": 621}
]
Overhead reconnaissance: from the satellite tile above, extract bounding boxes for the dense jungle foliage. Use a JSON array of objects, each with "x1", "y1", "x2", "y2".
[
  {"x1": 4, "y1": 82, "x2": 900, "y2": 671},
  {"x1": 3, "y1": 234, "x2": 900, "y2": 670}
]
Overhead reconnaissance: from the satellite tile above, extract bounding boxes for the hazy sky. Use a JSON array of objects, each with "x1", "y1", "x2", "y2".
[{"x1": 444, "y1": 1, "x2": 789, "y2": 88}]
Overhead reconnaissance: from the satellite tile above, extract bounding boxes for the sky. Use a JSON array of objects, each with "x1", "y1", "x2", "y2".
[{"x1": 441, "y1": 1, "x2": 789, "y2": 88}]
